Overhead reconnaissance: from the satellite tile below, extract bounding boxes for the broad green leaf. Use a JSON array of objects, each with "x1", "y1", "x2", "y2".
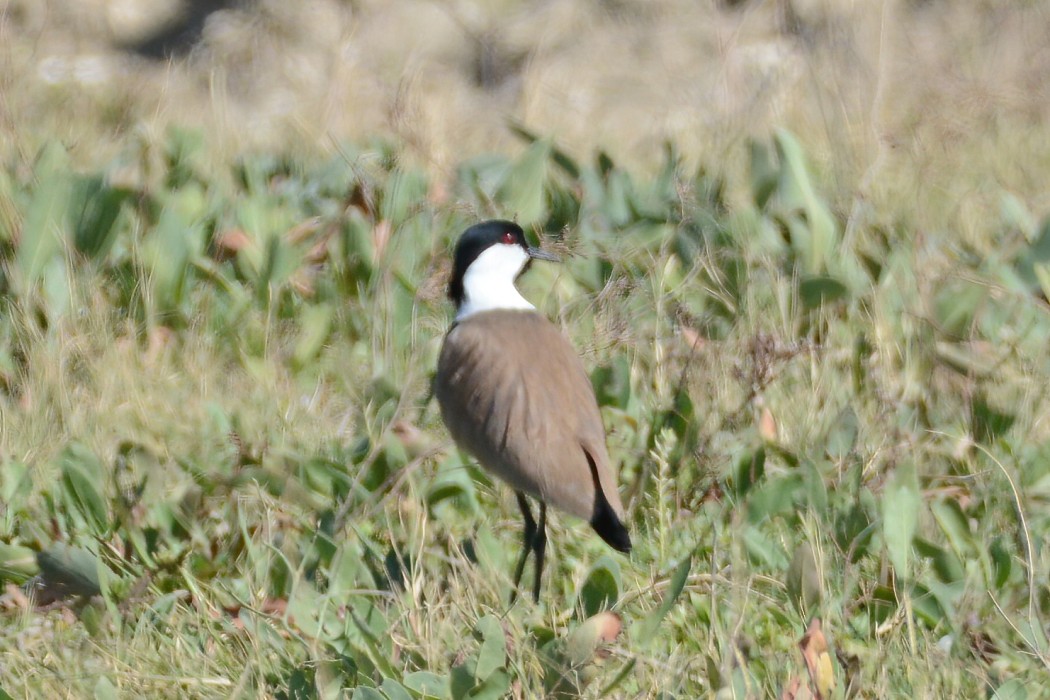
[
  {"x1": 731, "y1": 446, "x2": 765, "y2": 497},
  {"x1": 989, "y1": 537, "x2": 1012, "y2": 589},
  {"x1": 786, "y1": 542, "x2": 822, "y2": 616},
  {"x1": 579, "y1": 555, "x2": 622, "y2": 617},
  {"x1": 473, "y1": 615, "x2": 506, "y2": 682},
  {"x1": 914, "y1": 537, "x2": 964, "y2": 584},
  {"x1": 881, "y1": 463, "x2": 921, "y2": 579},
  {"x1": 402, "y1": 671, "x2": 449, "y2": 699},
  {"x1": 993, "y1": 679, "x2": 1029, "y2": 700},
  {"x1": 143, "y1": 191, "x2": 203, "y2": 315},
  {"x1": 749, "y1": 139, "x2": 778, "y2": 209},
  {"x1": 799, "y1": 275, "x2": 849, "y2": 311},
  {"x1": 746, "y1": 474, "x2": 803, "y2": 524},
  {"x1": 292, "y1": 302, "x2": 335, "y2": 369},
  {"x1": 93, "y1": 676, "x2": 118, "y2": 700},
  {"x1": 825, "y1": 406, "x2": 859, "y2": 460},
  {"x1": 970, "y1": 394, "x2": 1015, "y2": 444},
  {"x1": 508, "y1": 122, "x2": 580, "y2": 179},
  {"x1": 60, "y1": 443, "x2": 108, "y2": 533},
  {"x1": 36, "y1": 542, "x2": 103, "y2": 597},
  {"x1": 351, "y1": 688, "x2": 385, "y2": 700},
  {"x1": 465, "y1": 669, "x2": 510, "y2": 700},
  {"x1": 69, "y1": 176, "x2": 131, "y2": 260},
  {"x1": 934, "y1": 279, "x2": 986, "y2": 338},
  {"x1": 743, "y1": 526, "x2": 788, "y2": 569},
  {"x1": 498, "y1": 139, "x2": 551, "y2": 226},
  {"x1": 380, "y1": 678, "x2": 414, "y2": 700},
  {"x1": 17, "y1": 143, "x2": 72, "y2": 289},
  {"x1": 0, "y1": 541, "x2": 38, "y2": 582},
  {"x1": 774, "y1": 129, "x2": 838, "y2": 273},
  {"x1": 930, "y1": 499, "x2": 975, "y2": 560}
]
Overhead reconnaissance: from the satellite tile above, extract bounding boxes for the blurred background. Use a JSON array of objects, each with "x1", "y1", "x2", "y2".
[{"x1": 4, "y1": 0, "x2": 1050, "y2": 220}]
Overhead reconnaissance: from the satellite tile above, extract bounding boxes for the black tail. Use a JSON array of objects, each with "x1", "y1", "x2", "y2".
[
  {"x1": 585, "y1": 450, "x2": 632, "y2": 553},
  {"x1": 591, "y1": 488, "x2": 632, "y2": 553}
]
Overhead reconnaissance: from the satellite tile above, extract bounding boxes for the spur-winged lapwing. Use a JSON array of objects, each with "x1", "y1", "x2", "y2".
[{"x1": 435, "y1": 220, "x2": 631, "y2": 602}]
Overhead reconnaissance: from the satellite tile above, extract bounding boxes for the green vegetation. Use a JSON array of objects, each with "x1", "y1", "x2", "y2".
[{"x1": 1, "y1": 118, "x2": 1048, "y2": 698}]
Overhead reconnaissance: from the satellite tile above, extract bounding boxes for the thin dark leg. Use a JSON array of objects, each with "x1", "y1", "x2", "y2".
[
  {"x1": 509, "y1": 492, "x2": 537, "y2": 604},
  {"x1": 531, "y1": 502, "x2": 547, "y2": 603}
]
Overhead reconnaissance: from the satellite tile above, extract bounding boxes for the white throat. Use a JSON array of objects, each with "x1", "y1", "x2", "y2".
[{"x1": 456, "y1": 244, "x2": 534, "y2": 321}]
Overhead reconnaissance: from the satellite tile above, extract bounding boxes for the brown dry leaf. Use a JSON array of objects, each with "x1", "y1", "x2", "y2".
[
  {"x1": 780, "y1": 676, "x2": 816, "y2": 700},
  {"x1": 680, "y1": 325, "x2": 707, "y2": 351},
  {"x1": 590, "y1": 611, "x2": 623, "y2": 660},
  {"x1": 1, "y1": 583, "x2": 32, "y2": 611},
  {"x1": 428, "y1": 178, "x2": 451, "y2": 205},
  {"x1": 799, "y1": 618, "x2": 835, "y2": 700},
  {"x1": 289, "y1": 268, "x2": 316, "y2": 298},
  {"x1": 759, "y1": 406, "x2": 778, "y2": 442},
  {"x1": 285, "y1": 216, "x2": 322, "y2": 245},
  {"x1": 373, "y1": 219, "x2": 393, "y2": 261},
  {"x1": 213, "y1": 228, "x2": 254, "y2": 262},
  {"x1": 391, "y1": 420, "x2": 435, "y2": 458},
  {"x1": 347, "y1": 182, "x2": 376, "y2": 220},
  {"x1": 146, "y1": 326, "x2": 174, "y2": 363}
]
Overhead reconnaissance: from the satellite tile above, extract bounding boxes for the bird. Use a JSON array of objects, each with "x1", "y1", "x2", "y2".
[{"x1": 434, "y1": 220, "x2": 632, "y2": 603}]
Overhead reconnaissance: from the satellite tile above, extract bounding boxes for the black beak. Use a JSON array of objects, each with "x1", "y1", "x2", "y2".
[{"x1": 528, "y1": 246, "x2": 559, "y2": 262}]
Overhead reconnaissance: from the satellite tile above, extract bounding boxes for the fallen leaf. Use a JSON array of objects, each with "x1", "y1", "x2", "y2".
[
  {"x1": 213, "y1": 229, "x2": 254, "y2": 261},
  {"x1": 799, "y1": 618, "x2": 835, "y2": 700},
  {"x1": 759, "y1": 406, "x2": 778, "y2": 442}
]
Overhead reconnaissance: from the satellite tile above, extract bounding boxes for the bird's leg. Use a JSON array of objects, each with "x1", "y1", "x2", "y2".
[
  {"x1": 531, "y1": 502, "x2": 547, "y2": 603},
  {"x1": 509, "y1": 491, "x2": 537, "y2": 604}
]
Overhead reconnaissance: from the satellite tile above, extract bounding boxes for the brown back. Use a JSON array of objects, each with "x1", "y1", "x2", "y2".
[{"x1": 435, "y1": 309, "x2": 626, "y2": 522}]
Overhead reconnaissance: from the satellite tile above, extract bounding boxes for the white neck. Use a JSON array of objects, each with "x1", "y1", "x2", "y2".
[{"x1": 456, "y1": 244, "x2": 534, "y2": 321}]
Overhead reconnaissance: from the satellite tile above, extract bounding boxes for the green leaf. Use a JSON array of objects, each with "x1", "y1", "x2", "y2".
[
  {"x1": 508, "y1": 122, "x2": 580, "y2": 179},
  {"x1": 934, "y1": 279, "x2": 987, "y2": 338},
  {"x1": 402, "y1": 671, "x2": 449, "y2": 699},
  {"x1": 825, "y1": 406, "x2": 859, "y2": 460},
  {"x1": 351, "y1": 688, "x2": 386, "y2": 700},
  {"x1": 143, "y1": 191, "x2": 203, "y2": 315},
  {"x1": 426, "y1": 452, "x2": 478, "y2": 514},
  {"x1": 970, "y1": 394, "x2": 1015, "y2": 444},
  {"x1": 380, "y1": 678, "x2": 414, "y2": 700},
  {"x1": 0, "y1": 541, "x2": 38, "y2": 583},
  {"x1": 799, "y1": 275, "x2": 849, "y2": 311},
  {"x1": 731, "y1": 446, "x2": 765, "y2": 497},
  {"x1": 773, "y1": 129, "x2": 838, "y2": 274},
  {"x1": 881, "y1": 463, "x2": 921, "y2": 579},
  {"x1": 93, "y1": 676, "x2": 119, "y2": 700},
  {"x1": 17, "y1": 143, "x2": 72, "y2": 290},
  {"x1": 746, "y1": 473, "x2": 803, "y2": 524},
  {"x1": 749, "y1": 139, "x2": 778, "y2": 209},
  {"x1": 292, "y1": 303, "x2": 335, "y2": 369},
  {"x1": 579, "y1": 555, "x2": 622, "y2": 617},
  {"x1": 914, "y1": 537, "x2": 964, "y2": 584},
  {"x1": 465, "y1": 669, "x2": 510, "y2": 700},
  {"x1": 69, "y1": 176, "x2": 131, "y2": 260},
  {"x1": 634, "y1": 552, "x2": 691, "y2": 643},
  {"x1": 786, "y1": 542, "x2": 822, "y2": 616},
  {"x1": 992, "y1": 679, "x2": 1029, "y2": 700},
  {"x1": 36, "y1": 542, "x2": 103, "y2": 597},
  {"x1": 498, "y1": 139, "x2": 551, "y2": 226},
  {"x1": 930, "y1": 499, "x2": 975, "y2": 560},
  {"x1": 989, "y1": 537, "x2": 1012, "y2": 589},
  {"x1": 473, "y1": 615, "x2": 506, "y2": 682},
  {"x1": 60, "y1": 443, "x2": 109, "y2": 533},
  {"x1": 591, "y1": 356, "x2": 632, "y2": 409}
]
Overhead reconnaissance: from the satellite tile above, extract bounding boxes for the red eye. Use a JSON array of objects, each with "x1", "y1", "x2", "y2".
[{"x1": 501, "y1": 231, "x2": 516, "y2": 244}]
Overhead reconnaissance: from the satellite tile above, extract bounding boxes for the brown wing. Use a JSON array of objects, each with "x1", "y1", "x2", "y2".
[{"x1": 435, "y1": 309, "x2": 626, "y2": 523}]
